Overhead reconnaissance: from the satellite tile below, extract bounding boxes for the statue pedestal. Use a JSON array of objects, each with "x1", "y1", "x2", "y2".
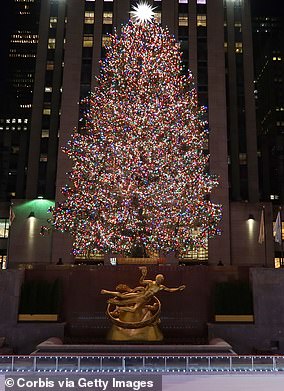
[{"x1": 106, "y1": 324, "x2": 163, "y2": 341}]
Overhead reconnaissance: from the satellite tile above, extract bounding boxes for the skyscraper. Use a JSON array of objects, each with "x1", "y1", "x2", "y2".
[
  {"x1": 253, "y1": 15, "x2": 284, "y2": 203},
  {"x1": 0, "y1": 0, "x2": 40, "y2": 200}
]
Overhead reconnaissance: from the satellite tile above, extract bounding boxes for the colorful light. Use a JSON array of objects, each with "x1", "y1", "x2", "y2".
[{"x1": 51, "y1": 16, "x2": 222, "y2": 257}]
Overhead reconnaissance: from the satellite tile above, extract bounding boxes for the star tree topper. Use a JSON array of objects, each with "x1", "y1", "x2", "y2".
[{"x1": 130, "y1": 2, "x2": 156, "y2": 24}]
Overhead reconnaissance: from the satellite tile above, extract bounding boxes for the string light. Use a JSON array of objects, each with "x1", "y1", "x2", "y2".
[{"x1": 51, "y1": 16, "x2": 222, "y2": 257}]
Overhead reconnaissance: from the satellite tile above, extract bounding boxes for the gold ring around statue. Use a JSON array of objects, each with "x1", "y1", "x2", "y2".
[{"x1": 106, "y1": 296, "x2": 161, "y2": 329}]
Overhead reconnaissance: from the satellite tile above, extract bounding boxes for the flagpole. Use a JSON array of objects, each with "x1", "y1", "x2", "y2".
[
  {"x1": 6, "y1": 225, "x2": 11, "y2": 269},
  {"x1": 6, "y1": 202, "x2": 15, "y2": 269},
  {"x1": 274, "y1": 208, "x2": 283, "y2": 267},
  {"x1": 258, "y1": 206, "x2": 266, "y2": 265},
  {"x1": 279, "y1": 206, "x2": 283, "y2": 266},
  {"x1": 263, "y1": 206, "x2": 267, "y2": 267}
]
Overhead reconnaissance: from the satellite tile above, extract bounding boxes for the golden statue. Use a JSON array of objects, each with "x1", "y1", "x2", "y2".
[{"x1": 101, "y1": 266, "x2": 185, "y2": 341}]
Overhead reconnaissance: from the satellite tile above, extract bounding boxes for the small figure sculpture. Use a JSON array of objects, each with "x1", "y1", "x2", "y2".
[{"x1": 101, "y1": 266, "x2": 185, "y2": 341}]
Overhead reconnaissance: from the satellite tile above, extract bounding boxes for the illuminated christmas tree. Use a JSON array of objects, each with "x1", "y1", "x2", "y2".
[{"x1": 52, "y1": 4, "x2": 222, "y2": 257}]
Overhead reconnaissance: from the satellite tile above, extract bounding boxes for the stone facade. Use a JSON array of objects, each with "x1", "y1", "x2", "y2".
[{"x1": 209, "y1": 268, "x2": 284, "y2": 354}]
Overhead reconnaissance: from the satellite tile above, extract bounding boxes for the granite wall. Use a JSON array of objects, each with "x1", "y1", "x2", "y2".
[
  {"x1": 0, "y1": 270, "x2": 65, "y2": 353},
  {"x1": 208, "y1": 268, "x2": 284, "y2": 354},
  {"x1": 3, "y1": 266, "x2": 284, "y2": 354}
]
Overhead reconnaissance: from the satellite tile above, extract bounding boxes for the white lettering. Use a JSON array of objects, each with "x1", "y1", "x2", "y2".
[
  {"x1": 112, "y1": 379, "x2": 155, "y2": 390},
  {"x1": 17, "y1": 378, "x2": 25, "y2": 388},
  {"x1": 17, "y1": 378, "x2": 55, "y2": 388},
  {"x1": 78, "y1": 378, "x2": 108, "y2": 390}
]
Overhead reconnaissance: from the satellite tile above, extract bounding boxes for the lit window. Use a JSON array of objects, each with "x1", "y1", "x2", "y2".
[
  {"x1": 49, "y1": 17, "x2": 57, "y2": 28},
  {"x1": 0, "y1": 219, "x2": 9, "y2": 239},
  {"x1": 43, "y1": 108, "x2": 51, "y2": 115},
  {"x1": 45, "y1": 87, "x2": 52, "y2": 92},
  {"x1": 197, "y1": 0, "x2": 206, "y2": 3},
  {"x1": 179, "y1": 15, "x2": 188, "y2": 27},
  {"x1": 85, "y1": 11, "x2": 95, "y2": 24},
  {"x1": 273, "y1": 57, "x2": 277, "y2": 61},
  {"x1": 12, "y1": 146, "x2": 20, "y2": 154},
  {"x1": 275, "y1": 257, "x2": 282, "y2": 268},
  {"x1": 155, "y1": 12, "x2": 161, "y2": 23},
  {"x1": 102, "y1": 35, "x2": 111, "y2": 48},
  {"x1": 235, "y1": 42, "x2": 243, "y2": 53},
  {"x1": 182, "y1": 228, "x2": 208, "y2": 262},
  {"x1": 83, "y1": 35, "x2": 93, "y2": 47},
  {"x1": 239, "y1": 153, "x2": 247, "y2": 165},
  {"x1": 270, "y1": 195, "x2": 279, "y2": 200},
  {"x1": 41, "y1": 129, "x2": 49, "y2": 138},
  {"x1": 179, "y1": 0, "x2": 188, "y2": 3},
  {"x1": 0, "y1": 255, "x2": 7, "y2": 270},
  {"x1": 46, "y1": 61, "x2": 54, "y2": 70},
  {"x1": 197, "y1": 15, "x2": 206, "y2": 27},
  {"x1": 48, "y1": 38, "x2": 56, "y2": 49},
  {"x1": 103, "y1": 12, "x2": 113, "y2": 24}
]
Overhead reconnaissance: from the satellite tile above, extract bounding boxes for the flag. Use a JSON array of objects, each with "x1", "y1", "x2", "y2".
[
  {"x1": 258, "y1": 209, "x2": 265, "y2": 244},
  {"x1": 9, "y1": 206, "x2": 15, "y2": 225},
  {"x1": 274, "y1": 211, "x2": 282, "y2": 244}
]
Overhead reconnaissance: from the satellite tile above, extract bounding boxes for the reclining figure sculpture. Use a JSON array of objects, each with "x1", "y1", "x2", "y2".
[{"x1": 101, "y1": 266, "x2": 185, "y2": 341}]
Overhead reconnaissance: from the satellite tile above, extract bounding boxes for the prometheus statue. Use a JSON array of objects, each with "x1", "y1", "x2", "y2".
[{"x1": 101, "y1": 266, "x2": 185, "y2": 341}]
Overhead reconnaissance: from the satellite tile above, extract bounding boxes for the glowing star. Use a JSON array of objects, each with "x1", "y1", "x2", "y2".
[{"x1": 130, "y1": 2, "x2": 156, "y2": 24}]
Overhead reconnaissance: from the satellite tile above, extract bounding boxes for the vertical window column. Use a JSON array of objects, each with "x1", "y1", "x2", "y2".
[
  {"x1": 196, "y1": 2, "x2": 208, "y2": 107},
  {"x1": 178, "y1": 1, "x2": 189, "y2": 73}
]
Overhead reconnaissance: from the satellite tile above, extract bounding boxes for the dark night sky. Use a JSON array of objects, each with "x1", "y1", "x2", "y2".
[{"x1": 251, "y1": 0, "x2": 284, "y2": 15}]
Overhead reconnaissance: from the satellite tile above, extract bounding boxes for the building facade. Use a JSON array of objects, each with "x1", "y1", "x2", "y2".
[
  {"x1": 253, "y1": 15, "x2": 284, "y2": 267},
  {"x1": 0, "y1": 0, "x2": 40, "y2": 201},
  {"x1": 2, "y1": 0, "x2": 277, "y2": 267},
  {"x1": 253, "y1": 16, "x2": 284, "y2": 203}
]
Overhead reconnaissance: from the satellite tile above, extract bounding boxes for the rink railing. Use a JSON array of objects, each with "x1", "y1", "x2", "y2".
[{"x1": 0, "y1": 355, "x2": 284, "y2": 373}]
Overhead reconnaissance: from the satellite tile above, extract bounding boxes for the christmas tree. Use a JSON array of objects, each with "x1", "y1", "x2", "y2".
[{"x1": 52, "y1": 3, "x2": 222, "y2": 257}]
